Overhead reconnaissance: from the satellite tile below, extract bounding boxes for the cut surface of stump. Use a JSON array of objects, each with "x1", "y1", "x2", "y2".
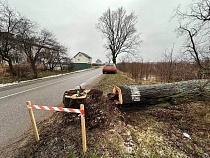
[{"x1": 63, "y1": 89, "x2": 103, "y2": 108}]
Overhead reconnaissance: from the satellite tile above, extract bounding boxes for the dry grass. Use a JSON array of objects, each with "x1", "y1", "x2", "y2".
[{"x1": 122, "y1": 102, "x2": 210, "y2": 157}]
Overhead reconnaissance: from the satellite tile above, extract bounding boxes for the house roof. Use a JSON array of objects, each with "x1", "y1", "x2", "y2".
[
  {"x1": 96, "y1": 59, "x2": 102, "y2": 63},
  {"x1": 74, "y1": 52, "x2": 92, "y2": 59}
]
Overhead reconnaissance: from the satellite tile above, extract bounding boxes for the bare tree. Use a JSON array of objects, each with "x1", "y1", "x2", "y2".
[
  {"x1": 96, "y1": 7, "x2": 141, "y2": 64},
  {"x1": 0, "y1": 1, "x2": 69, "y2": 78},
  {"x1": 0, "y1": 1, "x2": 23, "y2": 76},
  {"x1": 174, "y1": 0, "x2": 210, "y2": 77},
  {"x1": 18, "y1": 17, "x2": 57, "y2": 78},
  {"x1": 17, "y1": 17, "x2": 39, "y2": 78},
  {"x1": 159, "y1": 45, "x2": 176, "y2": 82},
  {"x1": 42, "y1": 43, "x2": 68, "y2": 71}
]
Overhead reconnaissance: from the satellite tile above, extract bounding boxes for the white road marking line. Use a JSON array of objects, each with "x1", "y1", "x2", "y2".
[{"x1": 0, "y1": 77, "x2": 72, "y2": 100}]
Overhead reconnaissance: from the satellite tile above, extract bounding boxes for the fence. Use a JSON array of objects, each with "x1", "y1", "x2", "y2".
[
  {"x1": 71, "y1": 63, "x2": 92, "y2": 71},
  {"x1": 26, "y1": 101, "x2": 87, "y2": 153}
]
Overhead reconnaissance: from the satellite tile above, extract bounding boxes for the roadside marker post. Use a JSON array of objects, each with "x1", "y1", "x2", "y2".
[
  {"x1": 25, "y1": 101, "x2": 87, "y2": 153},
  {"x1": 80, "y1": 104, "x2": 87, "y2": 152},
  {"x1": 26, "y1": 101, "x2": 40, "y2": 142}
]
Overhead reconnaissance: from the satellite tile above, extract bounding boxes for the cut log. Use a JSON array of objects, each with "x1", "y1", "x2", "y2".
[{"x1": 112, "y1": 79, "x2": 210, "y2": 105}]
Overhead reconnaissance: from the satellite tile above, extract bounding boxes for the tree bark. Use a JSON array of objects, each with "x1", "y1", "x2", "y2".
[
  {"x1": 112, "y1": 79, "x2": 210, "y2": 105},
  {"x1": 8, "y1": 59, "x2": 16, "y2": 76},
  {"x1": 30, "y1": 59, "x2": 38, "y2": 78}
]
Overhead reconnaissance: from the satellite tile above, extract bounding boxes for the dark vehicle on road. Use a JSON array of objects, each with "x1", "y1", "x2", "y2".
[{"x1": 102, "y1": 63, "x2": 117, "y2": 74}]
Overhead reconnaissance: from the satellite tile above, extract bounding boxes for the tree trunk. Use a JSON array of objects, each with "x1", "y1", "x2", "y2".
[
  {"x1": 8, "y1": 59, "x2": 16, "y2": 76},
  {"x1": 112, "y1": 79, "x2": 210, "y2": 105},
  {"x1": 112, "y1": 51, "x2": 116, "y2": 64},
  {"x1": 30, "y1": 59, "x2": 38, "y2": 78}
]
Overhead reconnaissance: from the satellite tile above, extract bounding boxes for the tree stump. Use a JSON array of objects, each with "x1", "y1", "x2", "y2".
[
  {"x1": 112, "y1": 79, "x2": 210, "y2": 105},
  {"x1": 63, "y1": 89, "x2": 103, "y2": 108}
]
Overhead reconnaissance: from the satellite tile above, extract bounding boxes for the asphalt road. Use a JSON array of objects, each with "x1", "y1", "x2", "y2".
[{"x1": 0, "y1": 68, "x2": 102, "y2": 149}]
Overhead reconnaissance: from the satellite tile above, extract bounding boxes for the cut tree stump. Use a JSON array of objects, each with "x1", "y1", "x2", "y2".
[
  {"x1": 111, "y1": 79, "x2": 210, "y2": 105},
  {"x1": 63, "y1": 89, "x2": 103, "y2": 108}
]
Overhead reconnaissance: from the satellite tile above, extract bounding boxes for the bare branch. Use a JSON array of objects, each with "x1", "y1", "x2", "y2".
[{"x1": 173, "y1": 0, "x2": 210, "y2": 75}]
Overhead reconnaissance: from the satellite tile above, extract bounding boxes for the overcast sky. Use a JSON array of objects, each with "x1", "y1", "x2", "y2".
[{"x1": 7, "y1": 0, "x2": 192, "y2": 63}]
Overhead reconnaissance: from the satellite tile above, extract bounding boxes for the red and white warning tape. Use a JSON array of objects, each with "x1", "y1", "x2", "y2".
[{"x1": 27, "y1": 104, "x2": 84, "y2": 116}]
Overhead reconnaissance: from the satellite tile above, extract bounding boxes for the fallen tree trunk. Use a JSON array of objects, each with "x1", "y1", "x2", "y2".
[{"x1": 111, "y1": 79, "x2": 210, "y2": 105}]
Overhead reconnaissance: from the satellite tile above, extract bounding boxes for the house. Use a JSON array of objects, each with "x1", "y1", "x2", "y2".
[
  {"x1": 93, "y1": 59, "x2": 103, "y2": 66},
  {"x1": 73, "y1": 52, "x2": 92, "y2": 64},
  {"x1": 95, "y1": 59, "x2": 102, "y2": 64}
]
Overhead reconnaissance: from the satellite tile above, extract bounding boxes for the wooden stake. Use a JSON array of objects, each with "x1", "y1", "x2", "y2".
[
  {"x1": 80, "y1": 104, "x2": 87, "y2": 153},
  {"x1": 26, "y1": 101, "x2": 40, "y2": 142}
]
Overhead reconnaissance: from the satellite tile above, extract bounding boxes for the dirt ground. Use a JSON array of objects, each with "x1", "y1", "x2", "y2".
[{"x1": 0, "y1": 72, "x2": 210, "y2": 158}]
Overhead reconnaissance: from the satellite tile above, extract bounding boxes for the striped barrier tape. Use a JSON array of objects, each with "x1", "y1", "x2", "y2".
[{"x1": 27, "y1": 104, "x2": 85, "y2": 116}]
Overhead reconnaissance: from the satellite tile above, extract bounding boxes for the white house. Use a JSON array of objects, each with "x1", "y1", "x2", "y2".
[{"x1": 73, "y1": 52, "x2": 92, "y2": 63}]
